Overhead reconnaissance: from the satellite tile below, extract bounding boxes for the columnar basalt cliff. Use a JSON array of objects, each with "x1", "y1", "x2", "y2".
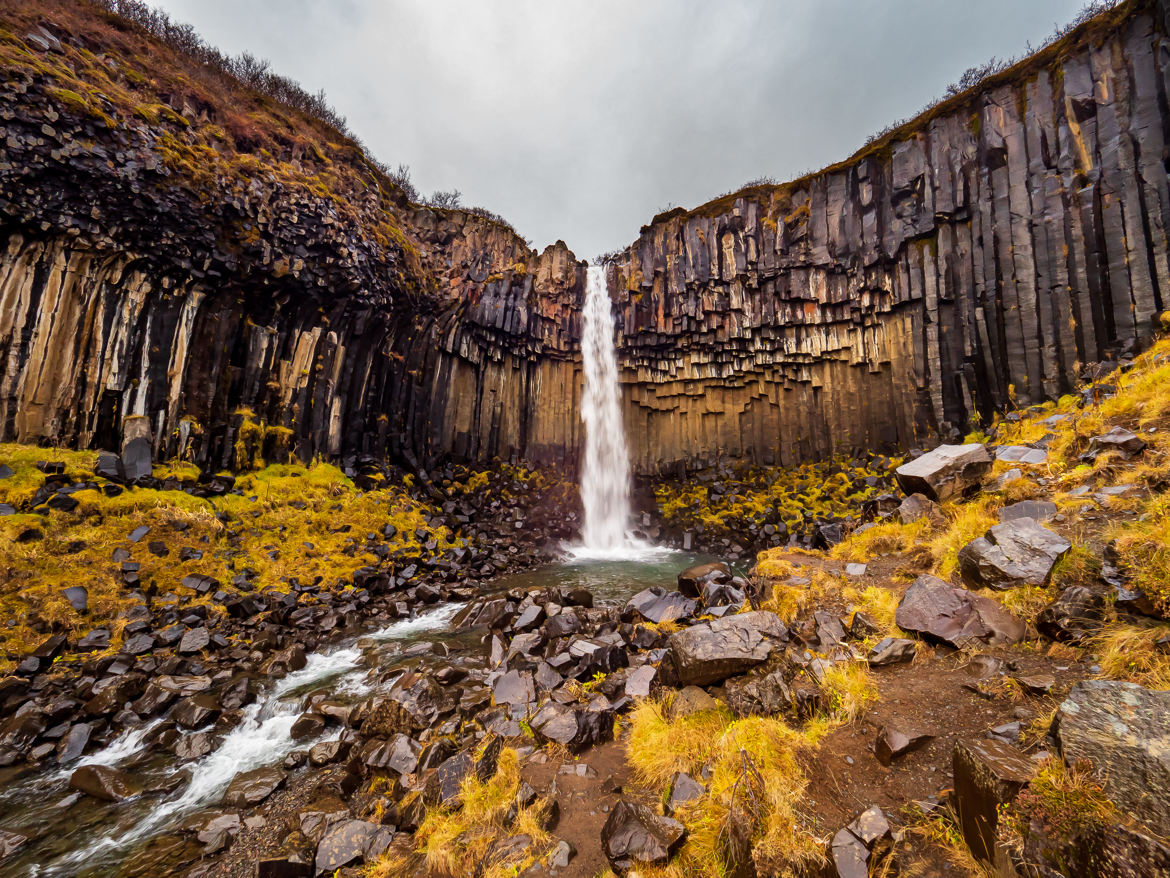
[
  {"x1": 1, "y1": 0, "x2": 1169, "y2": 476},
  {"x1": 0, "y1": 7, "x2": 585, "y2": 472},
  {"x1": 606, "y1": 0, "x2": 1170, "y2": 472}
]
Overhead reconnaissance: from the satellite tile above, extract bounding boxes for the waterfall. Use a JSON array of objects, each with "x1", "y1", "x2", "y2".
[{"x1": 574, "y1": 264, "x2": 642, "y2": 557}]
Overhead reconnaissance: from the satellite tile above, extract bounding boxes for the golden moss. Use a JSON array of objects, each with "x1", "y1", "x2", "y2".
[
  {"x1": 365, "y1": 746, "x2": 551, "y2": 878},
  {"x1": 626, "y1": 693, "x2": 824, "y2": 877}
]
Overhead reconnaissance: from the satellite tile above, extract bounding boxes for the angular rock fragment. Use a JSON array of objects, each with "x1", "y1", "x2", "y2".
[
  {"x1": 69, "y1": 764, "x2": 142, "y2": 802},
  {"x1": 601, "y1": 799, "x2": 685, "y2": 872},
  {"x1": 866, "y1": 636, "x2": 917, "y2": 667},
  {"x1": 625, "y1": 587, "x2": 696, "y2": 625},
  {"x1": 874, "y1": 726, "x2": 933, "y2": 765},
  {"x1": 1036, "y1": 585, "x2": 1106, "y2": 643},
  {"x1": 895, "y1": 575, "x2": 1024, "y2": 648},
  {"x1": 957, "y1": 518, "x2": 1070, "y2": 590},
  {"x1": 895, "y1": 444, "x2": 991, "y2": 502},
  {"x1": 664, "y1": 611, "x2": 785, "y2": 686},
  {"x1": 222, "y1": 766, "x2": 285, "y2": 807},
  {"x1": 1053, "y1": 680, "x2": 1170, "y2": 838},
  {"x1": 952, "y1": 738, "x2": 1035, "y2": 866}
]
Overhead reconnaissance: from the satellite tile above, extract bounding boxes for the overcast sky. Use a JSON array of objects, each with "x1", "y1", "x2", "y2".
[{"x1": 152, "y1": 0, "x2": 1096, "y2": 259}]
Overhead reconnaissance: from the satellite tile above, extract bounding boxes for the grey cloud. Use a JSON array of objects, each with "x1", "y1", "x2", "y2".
[{"x1": 152, "y1": 0, "x2": 1093, "y2": 259}]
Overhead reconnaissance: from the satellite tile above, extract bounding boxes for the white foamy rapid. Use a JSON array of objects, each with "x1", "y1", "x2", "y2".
[
  {"x1": 570, "y1": 266, "x2": 664, "y2": 561},
  {"x1": 36, "y1": 604, "x2": 459, "y2": 875}
]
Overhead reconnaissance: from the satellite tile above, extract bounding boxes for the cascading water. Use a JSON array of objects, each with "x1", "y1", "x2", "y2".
[{"x1": 573, "y1": 264, "x2": 655, "y2": 559}]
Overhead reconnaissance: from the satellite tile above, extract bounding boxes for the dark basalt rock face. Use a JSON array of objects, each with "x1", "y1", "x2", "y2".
[{"x1": 2, "y1": 2, "x2": 1170, "y2": 476}]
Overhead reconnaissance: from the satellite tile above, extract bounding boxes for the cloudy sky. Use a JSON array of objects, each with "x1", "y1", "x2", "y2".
[{"x1": 153, "y1": 0, "x2": 1097, "y2": 259}]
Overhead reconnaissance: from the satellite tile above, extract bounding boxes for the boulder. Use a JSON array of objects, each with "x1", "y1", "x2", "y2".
[
  {"x1": 314, "y1": 819, "x2": 394, "y2": 874},
  {"x1": 957, "y1": 518, "x2": 1071, "y2": 590},
  {"x1": 222, "y1": 766, "x2": 285, "y2": 807},
  {"x1": 895, "y1": 575, "x2": 1024, "y2": 648},
  {"x1": 1052, "y1": 681, "x2": 1170, "y2": 838},
  {"x1": 997, "y1": 500, "x2": 1057, "y2": 523},
  {"x1": 361, "y1": 672, "x2": 453, "y2": 736},
  {"x1": 677, "y1": 562, "x2": 731, "y2": 598},
  {"x1": 952, "y1": 738, "x2": 1036, "y2": 866},
  {"x1": 1084, "y1": 426, "x2": 1146, "y2": 461},
  {"x1": 601, "y1": 799, "x2": 685, "y2": 872},
  {"x1": 530, "y1": 701, "x2": 615, "y2": 753},
  {"x1": 664, "y1": 611, "x2": 785, "y2": 686},
  {"x1": 1036, "y1": 586, "x2": 1106, "y2": 643},
  {"x1": 626, "y1": 587, "x2": 695, "y2": 624},
  {"x1": 895, "y1": 444, "x2": 991, "y2": 502},
  {"x1": 723, "y1": 669, "x2": 792, "y2": 718},
  {"x1": 625, "y1": 664, "x2": 656, "y2": 698},
  {"x1": 866, "y1": 637, "x2": 917, "y2": 667},
  {"x1": 69, "y1": 764, "x2": 142, "y2": 802},
  {"x1": 492, "y1": 670, "x2": 535, "y2": 706},
  {"x1": 874, "y1": 726, "x2": 933, "y2": 765},
  {"x1": 665, "y1": 772, "x2": 705, "y2": 815}
]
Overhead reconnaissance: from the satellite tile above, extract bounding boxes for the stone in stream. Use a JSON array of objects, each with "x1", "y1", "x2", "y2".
[
  {"x1": 314, "y1": 819, "x2": 394, "y2": 874},
  {"x1": 69, "y1": 764, "x2": 142, "y2": 801},
  {"x1": 0, "y1": 828, "x2": 27, "y2": 863},
  {"x1": 895, "y1": 575, "x2": 1024, "y2": 648},
  {"x1": 1052, "y1": 680, "x2": 1170, "y2": 838},
  {"x1": 957, "y1": 517, "x2": 1071, "y2": 590},
  {"x1": 56, "y1": 722, "x2": 91, "y2": 763},
  {"x1": 894, "y1": 444, "x2": 992, "y2": 502},
  {"x1": 625, "y1": 587, "x2": 696, "y2": 624},
  {"x1": 601, "y1": 799, "x2": 686, "y2": 872},
  {"x1": 664, "y1": 611, "x2": 785, "y2": 686},
  {"x1": 171, "y1": 694, "x2": 220, "y2": 730},
  {"x1": 222, "y1": 766, "x2": 285, "y2": 807}
]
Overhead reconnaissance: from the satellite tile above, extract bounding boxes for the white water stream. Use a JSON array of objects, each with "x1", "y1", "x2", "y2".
[
  {"x1": 572, "y1": 265, "x2": 660, "y2": 560},
  {"x1": 21, "y1": 603, "x2": 460, "y2": 877}
]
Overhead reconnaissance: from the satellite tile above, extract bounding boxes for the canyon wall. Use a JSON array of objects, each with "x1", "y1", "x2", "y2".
[
  {"x1": 606, "y1": 0, "x2": 1170, "y2": 472},
  {"x1": 1, "y1": 0, "x2": 1170, "y2": 476}
]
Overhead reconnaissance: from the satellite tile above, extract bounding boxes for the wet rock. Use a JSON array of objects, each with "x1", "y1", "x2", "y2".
[
  {"x1": 0, "y1": 828, "x2": 27, "y2": 862},
  {"x1": 174, "y1": 732, "x2": 214, "y2": 761},
  {"x1": 874, "y1": 726, "x2": 933, "y2": 765},
  {"x1": 895, "y1": 575, "x2": 1024, "y2": 648},
  {"x1": 1084, "y1": 426, "x2": 1146, "y2": 461},
  {"x1": 601, "y1": 799, "x2": 686, "y2": 872},
  {"x1": 56, "y1": 722, "x2": 92, "y2": 763},
  {"x1": 1036, "y1": 585, "x2": 1107, "y2": 643},
  {"x1": 1053, "y1": 680, "x2": 1170, "y2": 838},
  {"x1": 314, "y1": 819, "x2": 394, "y2": 874},
  {"x1": 866, "y1": 636, "x2": 916, "y2": 667},
  {"x1": 626, "y1": 587, "x2": 696, "y2": 624},
  {"x1": 665, "y1": 771, "x2": 705, "y2": 815},
  {"x1": 677, "y1": 562, "x2": 731, "y2": 598},
  {"x1": 895, "y1": 444, "x2": 991, "y2": 502},
  {"x1": 952, "y1": 738, "x2": 1036, "y2": 866},
  {"x1": 69, "y1": 764, "x2": 142, "y2": 802},
  {"x1": 171, "y1": 694, "x2": 220, "y2": 730},
  {"x1": 222, "y1": 766, "x2": 285, "y2": 807},
  {"x1": 957, "y1": 518, "x2": 1071, "y2": 590},
  {"x1": 664, "y1": 611, "x2": 784, "y2": 686}
]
